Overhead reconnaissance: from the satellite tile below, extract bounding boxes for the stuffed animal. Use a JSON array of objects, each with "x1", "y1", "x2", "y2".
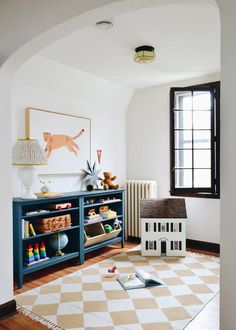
[{"x1": 101, "y1": 172, "x2": 119, "y2": 190}]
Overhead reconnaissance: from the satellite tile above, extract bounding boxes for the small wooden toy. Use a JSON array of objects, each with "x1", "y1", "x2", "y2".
[
  {"x1": 108, "y1": 265, "x2": 117, "y2": 273},
  {"x1": 33, "y1": 243, "x2": 40, "y2": 261},
  {"x1": 88, "y1": 209, "x2": 96, "y2": 216},
  {"x1": 48, "y1": 203, "x2": 72, "y2": 210},
  {"x1": 24, "y1": 245, "x2": 35, "y2": 265},
  {"x1": 99, "y1": 205, "x2": 117, "y2": 219},
  {"x1": 40, "y1": 242, "x2": 47, "y2": 259}
]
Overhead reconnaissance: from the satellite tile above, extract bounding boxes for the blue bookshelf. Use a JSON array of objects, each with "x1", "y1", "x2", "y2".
[{"x1": 13, "y1": 189, "x2": 125, "y2": 288}]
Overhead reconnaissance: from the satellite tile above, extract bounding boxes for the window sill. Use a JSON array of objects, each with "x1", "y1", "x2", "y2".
[{"x1": 170, "y1": 191, "x2": 220, "y2": 199}]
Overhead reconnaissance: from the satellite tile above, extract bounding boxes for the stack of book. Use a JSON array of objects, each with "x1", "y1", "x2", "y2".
[
  {"x1": 84, "y1": 213, "x2": 103, "y2": 224},
  {"x1": 22, "y1": 220, "x2": 36, "y2": 238}
]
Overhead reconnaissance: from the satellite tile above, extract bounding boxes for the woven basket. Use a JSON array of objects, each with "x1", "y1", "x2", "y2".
[{"x1": 33, "y1": 214, "x2": 71, "y2": 233}]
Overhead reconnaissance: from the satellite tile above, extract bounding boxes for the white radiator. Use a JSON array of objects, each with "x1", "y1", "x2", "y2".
[{"x1": 126, "y1": 180, "x2": 158, "y2": 238}]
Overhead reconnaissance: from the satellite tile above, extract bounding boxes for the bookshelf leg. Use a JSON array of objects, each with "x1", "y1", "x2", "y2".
[
  {"x1": 79, "y1": 253, "x2": 84, "y2": 265},
  {"x1": 18, "y1": 275, "x2": 23, "y2": 289}
]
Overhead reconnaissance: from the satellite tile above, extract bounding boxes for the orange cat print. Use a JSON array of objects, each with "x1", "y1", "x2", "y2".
[{"x1": 43, "y1": 129, "x2": 84, "y2": 158}]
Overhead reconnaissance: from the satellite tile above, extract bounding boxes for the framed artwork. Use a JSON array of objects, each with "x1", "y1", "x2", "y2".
[{"x1": 26, "y1": 108, "x2": 91, "y2": 174}]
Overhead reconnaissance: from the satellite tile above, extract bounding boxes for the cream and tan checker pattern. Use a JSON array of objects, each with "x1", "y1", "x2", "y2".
[{"x1": 16, "y1": 248, "x2": 219, "y2": 330}]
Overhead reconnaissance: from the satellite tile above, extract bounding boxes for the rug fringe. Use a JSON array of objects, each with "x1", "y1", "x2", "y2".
[{"x1": 17, "y1": 304, "x2": 64, "y2": 330}]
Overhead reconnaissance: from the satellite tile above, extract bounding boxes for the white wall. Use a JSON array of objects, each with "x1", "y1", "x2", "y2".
[
  {"x1": 0, "y1": 76, "x2": 13, "y2": 305},
  {"x1": 218, "y1": 0, "x2": 236, "y2": 328},
  {"x1": 127, "y1": 74, "x2": 220, "y2": 244},
  {"x1": 12, "y1": 55, "x2": 133, "y2": 195}
]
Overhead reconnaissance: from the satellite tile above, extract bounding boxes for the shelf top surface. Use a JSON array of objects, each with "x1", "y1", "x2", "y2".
[{"x1": 13, "y1": 189, "x2": 125, "y2": 204}]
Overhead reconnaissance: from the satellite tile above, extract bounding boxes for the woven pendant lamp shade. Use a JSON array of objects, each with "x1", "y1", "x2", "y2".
[{"x1": 12, "y1": 139, "x2": 47, "y2": 166}]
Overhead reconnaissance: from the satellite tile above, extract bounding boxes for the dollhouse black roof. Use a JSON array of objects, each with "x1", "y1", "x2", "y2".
[{"x1": 140, "y1": 198, "x2": 187, "y2": 219}]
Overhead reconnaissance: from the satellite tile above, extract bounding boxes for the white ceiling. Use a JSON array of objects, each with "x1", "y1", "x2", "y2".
[{"x1": 40, "y1": 2, "x2": 220, "y2": 89}]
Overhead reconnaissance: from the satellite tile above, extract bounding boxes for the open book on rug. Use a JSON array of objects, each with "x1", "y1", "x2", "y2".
[{"x1": 117, "y1": 269, "x2": 164, "y2": 290}]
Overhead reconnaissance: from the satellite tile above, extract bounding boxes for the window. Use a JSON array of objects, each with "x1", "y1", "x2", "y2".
[{"x1": 170, "y1": 81, "x2": 220, "y2": 198}]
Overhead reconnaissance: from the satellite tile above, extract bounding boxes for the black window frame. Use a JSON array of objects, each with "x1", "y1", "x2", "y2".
[{"x1": 170, "y1": 81, "x2": 220, "y2": 199}]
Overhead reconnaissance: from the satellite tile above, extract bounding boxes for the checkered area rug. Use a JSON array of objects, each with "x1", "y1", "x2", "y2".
[{"x1": 16, "y1": 247, "x2": 219, "y2": 330}]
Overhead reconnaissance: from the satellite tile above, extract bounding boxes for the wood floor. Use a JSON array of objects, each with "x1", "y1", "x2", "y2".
[{"x1": 0, "y1": 242, "x2": 219, "y2": 329}]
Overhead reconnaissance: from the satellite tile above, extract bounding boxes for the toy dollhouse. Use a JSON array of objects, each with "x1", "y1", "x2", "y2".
[{"x1": 140, "y1": 198, "x2": 187, "y2": 257}]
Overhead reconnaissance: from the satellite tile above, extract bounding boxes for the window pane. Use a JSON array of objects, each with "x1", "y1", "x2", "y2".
[
  {"x1": 175, "y1": 150, "x2": 192, "y2": 168},
  {"x1": 174, "y1": 91, "x2": 192, "y2": 110},
  {"x1": 175, "y1": 169, "x2": 192, "y2": 188},
  {"x1": 174, "y1": 111, "x2": 192, "y2": 129},
  {"x1": 193, "y1": 91, "x2": 211, "y2": 110},
  {"x1": 193, "y1": 111, "x2": 211, "y2": 129},
  {"x1": 194, "y1": 169, "x2": 211, "y2": 187},
  {"x1": 175, "y1": 130, "x2": 192, "y2": 149},
  {"x1": 194, "y1": 150, "x2": 211, "y2": 168},
  {"x1": 193, "y1": 130, "x2": 211, "y2": 149}
]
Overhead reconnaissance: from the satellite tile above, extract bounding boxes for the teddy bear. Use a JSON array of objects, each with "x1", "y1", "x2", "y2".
[{"x1": 101, "y1": 172, "x2": 119, "y2": 190}]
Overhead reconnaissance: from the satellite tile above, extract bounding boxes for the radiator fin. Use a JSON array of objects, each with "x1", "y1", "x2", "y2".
[{"x1": 126, "y1": 180, "x2": 158, "y2": 238}]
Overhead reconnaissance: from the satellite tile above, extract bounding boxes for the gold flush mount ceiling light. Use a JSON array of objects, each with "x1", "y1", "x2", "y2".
[{"x1": 134, "y1": 45, "x2": 156, "y2": 64}]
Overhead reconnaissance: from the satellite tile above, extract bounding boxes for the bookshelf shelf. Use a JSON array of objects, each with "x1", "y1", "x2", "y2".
[
  {"x1": 23, "y1": 252, "x2": 80, "y2": 275},
  {"x1": 22, "y1": 207, "x2": 79, "y2": 219},
  {"x1": 22, "y1": 225, "x2": 80, "y2": 241},
  {"x1": 84, "y1": 215, "x2": 122, "y2": 226},
  {"x1": 83, "y1": 199, "x2": 122, "y2": 208},
  {"x1": 13, "y1": 189, "x2": 125, "y2": 288}
]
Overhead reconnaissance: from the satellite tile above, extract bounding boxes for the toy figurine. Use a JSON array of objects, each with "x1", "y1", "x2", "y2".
[
  {"x1": 104, "y1": 224, "x2": 113, "y2": 233},
  {"x1": 24, "y1": 245, "x2": 35, "y2": 265},
  {"x1": 34, "y1": 243, "x2": 40, "y2": 261},
  {"x1": 40, "y1": 242, "x2": 47, "y2": 259},
  {"x1": 108, "y1": 265, "x2": 117, "y2": 273},
  {"x1": 113, "y1": 219, "x2": 122, "y2": 230}
]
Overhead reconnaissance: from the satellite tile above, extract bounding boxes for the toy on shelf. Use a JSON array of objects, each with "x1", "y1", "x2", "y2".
[
  {"x1": 24, "y1": 242, "x2": 49, "y2": 266},
  {"x1": 24, "y1": 245, "x2": 35, "y2": 265},
  {"x1": 103, "y1": 224, "x2": 112, "y2": 233},
  {"x1": 40, "y1": 242, "x2": 48, "y2": 259},
  {"x1": 85, "y1": 209, "x2": 102, "y2": 223},
  {"x1": 47, "y1": 203, "x2": 72, "y2": 210},
  {"x1": 101, "y1": 172, "x2": 119, "y2": 190},
  {"x1": 113, "y1": 219, "x2": 122, "y2": 230},
  {"x1": 33, "y1": 243, "x2": 40, "y2": 261},
  {"x1": 84, "y1": 199, "x2": 94, "y2": 205},
  {"x1": 99, "y1": 205, "x2": 117, "y2": 219}
]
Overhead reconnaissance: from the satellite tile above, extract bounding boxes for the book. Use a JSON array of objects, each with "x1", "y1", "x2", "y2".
[
  {"x1": 117, "y1": 269, "x2": 164, "y2": 290},
  {"x1": 29, "y1": 223, "x2": 36, "y2": 236},
  {"x1": 24, "y1": 220, "x2": 29, "y2": 238},
  {"x1": 25, "y1": 209, "x2": 50, "y2": 215}
]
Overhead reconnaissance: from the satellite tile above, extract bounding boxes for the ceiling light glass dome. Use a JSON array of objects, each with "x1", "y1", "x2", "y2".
[{"x1": 134, "y1": 45, "x2": 156, "y2": 64}]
